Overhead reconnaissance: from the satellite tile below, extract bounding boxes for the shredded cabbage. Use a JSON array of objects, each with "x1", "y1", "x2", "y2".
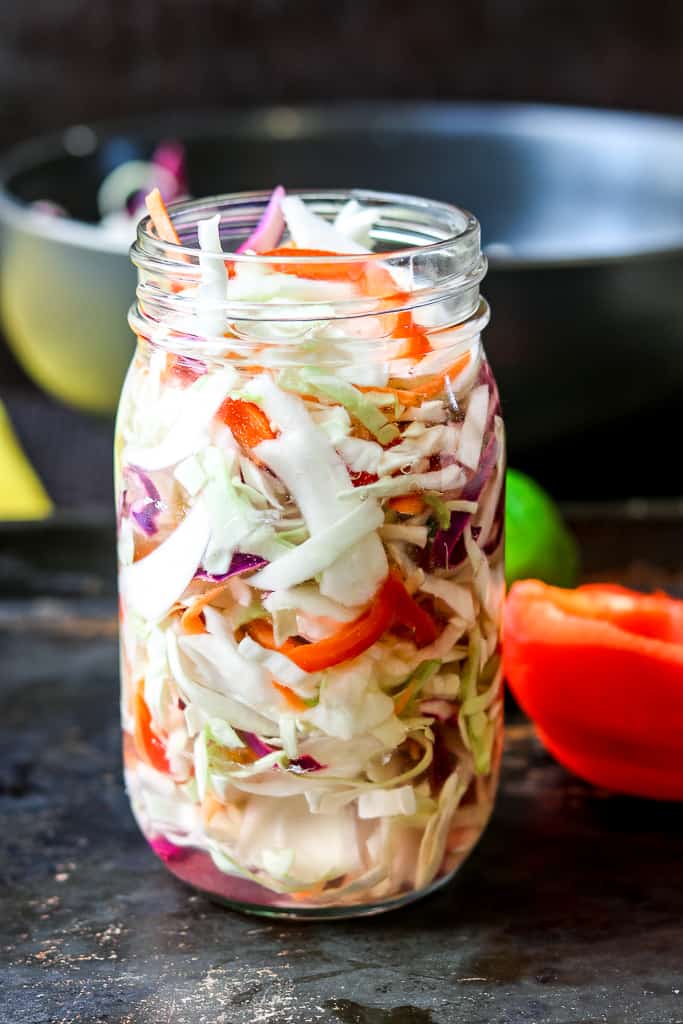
[
  {"x1": 200, "y1": 447, "x2": 261, "y2": 574},
  {"x1": 358, "y1": 786, "x2": 416, "y2": 819},
  {"x1": 281, "y1": 196, "x2": 368, "y2": 254},
  {"x1": 339, "y1": 463, "x2": 465, "y2": 501},
  {"x1": 121, "y1": 499, "x2": 210, "y2": 623},
  {"x1": 457, "y1": 385, "x2": 489, "y2": 470},
  {"x1": 380, "y1": 524, "x2": 429, "y2": 548},
  {"x1": 167, "y1": 629, "x2": 279, "y2": 736},
  {"x1": 420, "y1": 576, "x2": 475, "y2": 623},
  {"x1": 123, "y1": 368, "x2": 238, "y2": 471},
  {"x1": 304, "y1": 659, "x2": 395, "y2": 740},
  {"x1": 280, "y1": 367, "x2": 399, "y2": 444},
  {"x1": 174, "y1": 454, "x2": 206, "y2": 496},
  {"x1": 279, "y1": 715, "x2": 299, "y2": 759},
  {"x1": 334, "y1": 198, "x2": 381, "y2": 247},
  {"x1": 118, "y1": 518, "x2": 135, "y2": 566},
  {"x1": 237, "y1": 794, "x2": 362, "y2": 884},
  {"x1": 237, "y1": 633, "x2": 317, "y2": 693},
  {"x1": 180, "y1": 607, "x2": 276, "y2": 706},
  {"x1": 311, "y1": 404, "x2": 353, "y2": 443},
  {"x1": 195, "y1": 214, "x2": 228, "y2": 340},
  {"x1": 393, "y1": 660, "x2": 442, "y2": 717},
  {"x1": 264, "y1": 583, "x2": 362, "y2": 623},
  {"x1": 415, "y1": 769, "x2": 468, "y2": 889},
  {"x1": 119, "y1": 191, "x2": 503, "y2": 908},
  {"x1": 249, "y1": 500, "x2": 384, "y2": 593}
]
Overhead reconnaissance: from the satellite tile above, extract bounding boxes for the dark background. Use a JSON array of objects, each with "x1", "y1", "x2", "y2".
[
  {"x1": 1, "y1": 1, "x2": 682, "y2": 511},
  {"x1": 1, "y1": 0, "x2": 682, "y2": 148}
]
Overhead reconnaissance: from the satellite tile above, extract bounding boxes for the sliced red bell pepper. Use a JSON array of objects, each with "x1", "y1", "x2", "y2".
[
  {"x1": 263, "y1": 246, "x2": 407, "y2": 303},
  {"x1": 350, "y1": 470, "x2": 379, "y2": 487},
  {"x1": 246, "y1": 571, "x2": 438, "y2": 673},
  {"x1": 246, "y1": 579, "x2": 396, "y2": 672},
  {"x1": 133, "y1": 679, "x2": 170, "y2": 774},
  {"x1": 392, "y1": 310, "x2": 432, "y2": 358},
  {"x1": 262, "y1": 247, "x2": 367, "y2": 282},
  {"x1": 504, "y1": 580, "x2": 683, "y2": 800},
  {"x1": 217, "y1": 398, "x2": 276, "y2": 449}
]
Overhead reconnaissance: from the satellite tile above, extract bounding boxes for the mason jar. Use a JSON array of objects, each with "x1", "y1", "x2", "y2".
[{"x1": 116, "y1": 188, "x2": 505, "y2": 918}]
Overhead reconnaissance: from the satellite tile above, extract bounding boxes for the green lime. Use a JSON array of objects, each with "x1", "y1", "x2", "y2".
[{"x1": 505, "y1": 469, "x2": 579, "y2": 588}]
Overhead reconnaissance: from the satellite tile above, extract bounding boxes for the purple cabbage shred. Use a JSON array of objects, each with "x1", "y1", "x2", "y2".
[{"x1": 194, "y1": 552, "x2": 268, "y2": 582}]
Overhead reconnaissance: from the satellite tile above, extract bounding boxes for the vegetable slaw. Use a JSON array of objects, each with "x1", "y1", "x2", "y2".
[{"x1": 118, "y1": 188, "x2": 504, "y2": 913}]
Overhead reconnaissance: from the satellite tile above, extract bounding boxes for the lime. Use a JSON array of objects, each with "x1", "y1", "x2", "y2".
[
  {"x1": 505, "y1": 469, "x2": 579, "y2": 588},
  {"x1": 0, "y1": 400, "x2": 52, "y2": 520}
]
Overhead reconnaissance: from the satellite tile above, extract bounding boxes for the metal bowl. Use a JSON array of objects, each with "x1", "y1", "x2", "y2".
[{"x1": 1, "y1": 102, "x2": 682, "y2": 451}]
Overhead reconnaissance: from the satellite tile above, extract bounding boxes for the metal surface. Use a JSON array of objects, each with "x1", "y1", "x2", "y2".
[
  {"x1": 1, "y1": 514, "x2": 682, "y2": 1023},
  {"x1": 0, "y1": 102, "x2": 682, "y2": 457}
]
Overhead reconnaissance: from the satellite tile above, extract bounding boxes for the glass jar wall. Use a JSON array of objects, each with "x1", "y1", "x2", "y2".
[{"x1": 116, "y1": 189, "x2": 505, "y2": 917}]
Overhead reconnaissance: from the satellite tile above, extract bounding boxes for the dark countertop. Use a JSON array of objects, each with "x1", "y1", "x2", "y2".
[{"x1": 2, "y1": 515, "x2": 683, "y2": 1024}]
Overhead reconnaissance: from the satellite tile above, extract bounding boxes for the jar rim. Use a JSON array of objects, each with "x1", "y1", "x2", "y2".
[
  {"x1": 130, "y1": 188, "x2": 486, "y2": 336},
  {"x1": 132, "y1": 188, "x2": 480, "y2": 267}
]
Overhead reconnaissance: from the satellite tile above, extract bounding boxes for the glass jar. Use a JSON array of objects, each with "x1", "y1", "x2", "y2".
[{"x1": 116, "y1": 189, "x2": 505, "y2": 918}]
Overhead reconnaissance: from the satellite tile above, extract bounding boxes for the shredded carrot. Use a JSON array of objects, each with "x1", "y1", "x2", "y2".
[
  {"x1": 134, "y1": 678, "x2": 169, "y2": 773},
  {"x1": 133, "y1": 534, "x2": 159, "y2": 562},
  {"x1": 145, "y1": 188, "x2": 181, "y2": 245},
  {"x1": 201, "y1": 795, "x2": 224, "y2": 824},
  {"x1": 246, "y1": 618, "x2": 278, "y2": 646},
  {"x1": 396, "y1": 329, "x2": 432, "y2": 359},
  {"x1": 356, "y1": 384, "x2": 422, "y2": 407},
  {"x1": 180, "y1": 582, "x2": 232, "y2": 635},
  {"x1": 393, "y1": 683, "x2": 416, "y2": 717},
  {"x1": 247, "y1": 618, "x2": 303, "y2": 657},
  {"x1": 272, "y1": 680, "x2": 308, "y2": 712},
  {"x1": 392, "y1": 350, "x2": 472, "y2": 399},
  {"x1": 227, "y1": 747, "x2": 258, "y2": 765},
  {"x1": 388, "y1": 495, "x2": 425, "y2": 516},
  {"x1": 262, "y1": 247, "x2": 367, "y2": 282},
  {"x1": 220, "y1": 349, "x2": 266, "y2": 376},
  {"x1": 290, "y1": 879, "x2": 328, "y2": 901}
]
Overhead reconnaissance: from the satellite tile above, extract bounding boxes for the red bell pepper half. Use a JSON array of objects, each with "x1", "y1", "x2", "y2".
[{"x1": 504, "y1": 580, "x2": 683, "y2": 800}]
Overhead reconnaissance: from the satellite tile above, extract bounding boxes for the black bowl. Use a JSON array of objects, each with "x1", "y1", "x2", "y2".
[{"x1": 1, "y1": 102, "x2": 682, "y2": 500}]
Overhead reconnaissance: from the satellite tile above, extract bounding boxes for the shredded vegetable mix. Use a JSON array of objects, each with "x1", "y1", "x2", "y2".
[{"x1": 118, "y1": 188, "x2": 504, "y2": 913}]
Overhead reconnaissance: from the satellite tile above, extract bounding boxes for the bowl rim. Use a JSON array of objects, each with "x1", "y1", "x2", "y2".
[{"x1": 0, "y1": 100, "x2": 681, "y2": 268}]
